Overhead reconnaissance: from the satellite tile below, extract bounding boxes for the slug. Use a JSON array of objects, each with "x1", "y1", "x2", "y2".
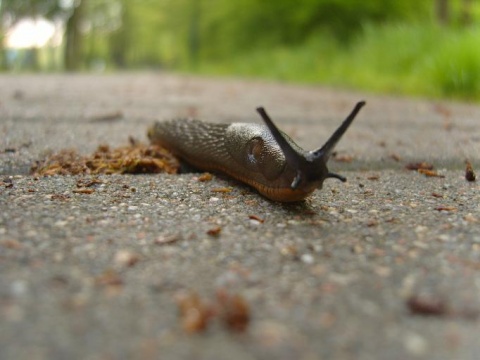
[{"x1": 148, "y1": 101, "x2": 365, "y2": 202}]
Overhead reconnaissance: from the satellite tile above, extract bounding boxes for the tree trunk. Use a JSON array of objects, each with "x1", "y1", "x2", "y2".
[
  {"x1": 188, "y1": 0, "x2": 201, "y2": 68},
  {"x1": 435, "y1": 0, "x2": 449, "y2": 26},
  {"x1": 64, "y1": 0, "x2": 86, "y2": 71},
  {"x1": 109, "y1": 0, "x2": 131, "y2": 68},
  {"x1": 460, "y1": 0, "x2": 473, "y2": 26}
]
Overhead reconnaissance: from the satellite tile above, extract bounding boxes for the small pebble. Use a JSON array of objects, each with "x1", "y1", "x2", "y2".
[
  {"x1": 404, "y1": 333, "x2": 428, "y2": 356},
  {"x1": 301, "y1": 254, "x2": 314, "y2": 264},
  {"x1": 114, "y1": 250, "x2": 140, "y2": 267}
]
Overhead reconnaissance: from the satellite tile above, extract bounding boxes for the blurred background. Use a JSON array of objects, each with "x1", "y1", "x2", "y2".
[{"x1": 1, "y1": 0, "x2": 479, "y2": 101}]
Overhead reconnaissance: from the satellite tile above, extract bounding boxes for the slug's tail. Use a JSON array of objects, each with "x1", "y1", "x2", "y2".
[{"x1": 256, "y1": 101, "x2": 365, "y2": 190}]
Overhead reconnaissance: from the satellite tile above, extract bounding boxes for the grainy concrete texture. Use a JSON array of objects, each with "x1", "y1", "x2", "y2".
[{"x1": 1, "y1": 73, "x2": 480, "y2": 360}]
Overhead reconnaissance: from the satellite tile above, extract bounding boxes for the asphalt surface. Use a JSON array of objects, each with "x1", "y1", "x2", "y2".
[{"x1": 1, "y1": 73, "x2": 480, "y2": 360}]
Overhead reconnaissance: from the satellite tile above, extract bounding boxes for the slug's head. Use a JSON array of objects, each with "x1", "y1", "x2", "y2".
[{"x1": 256, "y1": 101, "x2": 365, "y2": 192}]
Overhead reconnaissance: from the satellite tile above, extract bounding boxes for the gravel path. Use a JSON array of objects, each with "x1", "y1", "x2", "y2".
[{"x1": 1, "y1": 73, "x2": 480, "y2": 360}]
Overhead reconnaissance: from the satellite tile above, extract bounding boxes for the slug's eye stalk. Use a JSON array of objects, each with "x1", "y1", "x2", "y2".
[
  {"x1": 256, "y1": 101, "x2": 365, "y2": 190},
  {"x1": 312, "y1": 101, "x2": 366, "y2": 160}
]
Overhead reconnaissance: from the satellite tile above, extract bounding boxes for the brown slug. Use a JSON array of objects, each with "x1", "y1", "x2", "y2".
[{"x1": 148, "y1": 101, "x2": 365, "y2": 202}]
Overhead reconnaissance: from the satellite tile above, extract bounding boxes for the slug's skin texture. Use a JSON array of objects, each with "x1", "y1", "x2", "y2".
[
  {"x1": 148, "y1": 120, "x2": 315, "y2": 201},
  {"x1": 148, "y1": 102, "x2": 365, "y2": 202}
]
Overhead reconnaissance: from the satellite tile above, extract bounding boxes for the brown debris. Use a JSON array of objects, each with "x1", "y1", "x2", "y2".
[
  {"x1": 405, "y1": 162, "x2": 434, "y2": 171},
  {"x1": 0, "y1": 239, "x2": 23, "y2": 250},
  {"x1": 465, "y1": 160, "x2": 476, "y2": 182},
  {"x1": 433, "y1": 103, "x2": 452, "y2": 118},
  {"x1": 407, "y1": 294, "x2": 479, "y2": 320},
  {"x1": 407, "y1": 295, "x2": 448, "y2": 316},
  {"x1": 94, "y1": 269, "x2": 124, "y2": 287},
  {"x1": 418, "y1": 169, "x2": 445, "y2": 178},
  {"x1": 405, "y1": 162, "x2": 445, "y2": 177},
  {"x1": 207, "y1": 226, "x2": 222, "y2": 237},
  {"x1": 332, "y1": 153, "x2": 354, "y2": 163},
  {"x1": 50, "y1": 193, "x2": 71, "y2": 201},
  {"x1": 73, "y1": 188, "x2": 95, "y2": 194},
  {"x1": 211, "y1": 187, "x2": 232, "y2": 193},
  {"x1": 31, "y1": 142, "x2": 179, "y2": 176},
  {"x1": 114, "y1": 250, "x2": 140, "y2": 267},
  {"x1": 216, "y1": 289, "x2": 250, "y2": 333},
  {"x1": 198, "y1": 173, "x2": 213, "y2": 182},
  {"x1": 248, "y1": 214, "x2": 265, "y2": 223},
  {"x1": 175, "y1": 291, "x2": 215, "y2": 334},
  {"x1": 280, "y1": 244, "x2": 299, "y2": 258},
  {"x1": 76, "y1": 178, "x2": 104, "y2": 188},
  {"x1": 154, "y1": 234, "x2": 180, "y2": 245},
  {"x1": 389, "y1": 153, "x2": 402, "y2": 162},
  {"x1": 175, "y1": 289, "x2": 251, "y2": 334},
  {"x1": 89, "y1": 111, "x2": 123, "y2": 123},
  {"x1": 1, "y1": 178, "x2": 14, "y2": 188},
  {"x1": 435, "y1": 206, "x2": 457, "y2": 212}
]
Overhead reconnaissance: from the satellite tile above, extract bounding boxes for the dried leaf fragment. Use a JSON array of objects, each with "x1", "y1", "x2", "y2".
[
  {"x1": 154, "y1": 234, "x2": 180, "y2": 245},
  {"x1": 175, "y1": 289, "x2": 251, "y2": 334},
  {"x1": 76, "y1": 178, "x2": 103, "y2": 188},
  {"x1": 407, "y1": 295, "x2": 448, "y2": 316},
  {"x1": 418, "y1": 169, "x2": 445, "y2": 178},
  {"x1": 31, "y1": 142, "x2": 179, "y2": 176},
  {"x1": 73, "y1": 188, "x2": 95, "y2": 194},
  {"x1": 0, "y1": 239, "x2": 23, "y2": 249},
  {"x1": 198, "y1": 173, "x2": 213, "y2": 182},
  {"x1": 114, "y1": 250, "x2": 140, "y2": 267},
  {"x1": 211, "y1": 187, "x2": 232, "y2": 193},
  {"x1": 435, "y1": 206, "x2": 457, "y2": 212},
  {"x1": 95, "y1": 269, "x2": 124, "y2": 287},
  {"x1": 175, "y1": 291, "x2": 215, "y2": 333},
  {"x1": 405, "y1": 162, "x2": 434, "y2": 171},
  {"x1": 207, "y1": 226, "x2": 222, "y2": 237},
  {"x1": 332, "y1": 154, "x2": 354, "y2": 163},
  {"x1": 465, "y1": 160, "x2": 476, "y2": 182},
  {"x1": 1, "y1": 178, "x2": 14, "y2": 188},
  {"x1": 89, "y1": 111, "x2": 123, "y2": 123},
  {"x1": 248, "y1": 214, "x2": 265, "y2": 223},
  {"x1": 389, "y1": 153, "x2": 402, "y2": 162},
  {"x1": 216, "y1": 289, "x2": 250, "y2": 333}
]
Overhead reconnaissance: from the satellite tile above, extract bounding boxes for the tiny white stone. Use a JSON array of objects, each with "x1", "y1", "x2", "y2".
[
  {"x1": 301, "y1": 254, "x2": 314, "y2": 264},
  {"x1": 11, "y1": 280, "x2": 28, "y2": 296},
  {"x1": 404, "y1": 332, "x2": 428, "y2": 356},
  {"x1": 437, "y1": 234, "x2": 451, "y2": 242}
]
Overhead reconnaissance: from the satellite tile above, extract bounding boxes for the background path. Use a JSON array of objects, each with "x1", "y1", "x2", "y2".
[{"x1": 1, "y1": 73, "x2": 479, "y2": 359}]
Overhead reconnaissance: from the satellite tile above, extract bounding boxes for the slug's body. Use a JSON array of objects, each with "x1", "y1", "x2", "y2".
[{"x1": 148, "y1": 102, "x2": 365, "y2": 202}]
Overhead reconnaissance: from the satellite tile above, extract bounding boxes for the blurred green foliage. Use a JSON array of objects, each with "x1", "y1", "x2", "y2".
[{"x1": 1, "y1": 0, "x2": 479, "y2": 100}]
